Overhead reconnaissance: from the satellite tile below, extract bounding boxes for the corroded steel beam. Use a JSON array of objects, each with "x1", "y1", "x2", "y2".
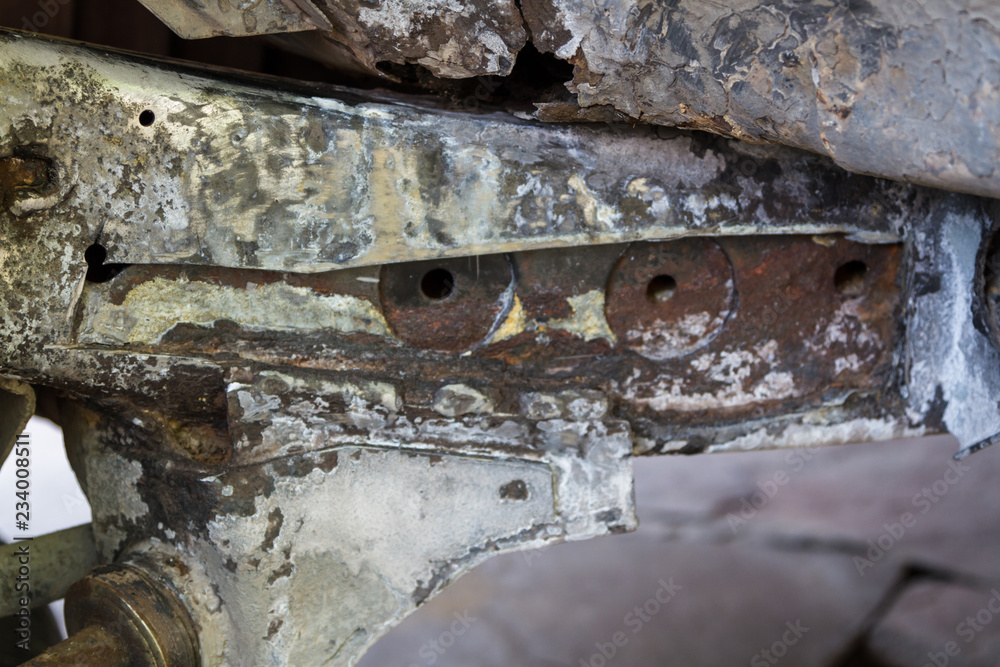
[
  {"x1": 0, "y1": 29, "x2": 906, "y2": 275},
  {"x1": 3, "y1": 29, "x2": 1000, "y2": 667}
]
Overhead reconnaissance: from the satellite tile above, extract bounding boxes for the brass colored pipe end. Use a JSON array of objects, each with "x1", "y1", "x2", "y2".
[{"x1": 24, "y1": 564, "x2": 199, "y2": 667}]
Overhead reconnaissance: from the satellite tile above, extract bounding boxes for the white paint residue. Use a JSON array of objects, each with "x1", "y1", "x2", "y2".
[
  {"x1": 626, "y1": 311, "x2": 720, "y2": 360},
  {"x1": 820, "y1": 299, "x2": 878, "y2": 348},
  {"x1": 85, "y1": 453, "x2": 149, "y2": 522},
  {"x1": 567, "y1": 173, "x2": 622, "y2": 230},
  {"x1": 78, "y1": 277, "x2": 391, "y2": 344},
  {"x1": 626, "y1": 177, "x2": 672, "y2": 219},
  {"x1": 834, "y1": 354, "x2": 863, "y2": 375},
  {"x1": 682, "y1": 192, "x2": 739, "y2": 225},
  {"x1": 622, "y1": 340, "x2": 796, "y2": 411}
]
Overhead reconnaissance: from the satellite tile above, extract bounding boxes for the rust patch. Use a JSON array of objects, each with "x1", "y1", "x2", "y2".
[
  {"x1": 616, "y1": 236, "x2": 904, "y2": 424},
  {"x1": 261, "y1": 508, "x2": 284, "y2": 553},
  {"x1": 499, "y1": 479, "x2": 528, "y2": 501},
  {"x1": 0, "y1": 154, "x2": 51, "y2": 210}
]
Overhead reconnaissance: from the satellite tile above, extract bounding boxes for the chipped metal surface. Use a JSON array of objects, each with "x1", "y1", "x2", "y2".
[{"x1": 311, "y1": 0, "x2": 527, "y2": 78}]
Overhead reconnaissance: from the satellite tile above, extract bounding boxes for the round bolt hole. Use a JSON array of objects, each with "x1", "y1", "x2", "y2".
[
  {"x1": 85, "y1": 242, "x2": 128, "y2": 283},
  {"x1": 646, "y1": 274, "x2": 677, "y2": 303},
  {"x1": 420, "y1": 268, "x2": 455, "y2": 301},
  {"x1": 139, "y1": 110, "x2": 156, "y2": 127},
  {"x1": 834, "y1": 260, "x2": 868, "y2": 295}
]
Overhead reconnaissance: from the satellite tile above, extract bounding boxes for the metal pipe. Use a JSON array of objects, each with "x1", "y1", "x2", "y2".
[
  {"x1": 0, "y1": 525, "x2": 99, "y2": 617},
  {"x1": 19, "y1": 624, "x2": 129, "y2": 667}
]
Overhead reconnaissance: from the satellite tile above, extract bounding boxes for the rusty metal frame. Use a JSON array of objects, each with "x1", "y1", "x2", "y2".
[{"x1": 2, "y1": 27, "x2": 1000, "y2": 666}]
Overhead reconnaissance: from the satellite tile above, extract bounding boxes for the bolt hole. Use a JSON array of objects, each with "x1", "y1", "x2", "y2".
[
  {"x1": 646, "y1": 274, "x2": 677, "y2": 303},
  {"x1": 420, "y1": 268, "x2": 455, "y2": 301},
  {"x1": 834, "y1": 260, "x2": 868, "y2": 295},
  {"x1": 139, "y1": 110, "x2": 156, "y2": 127},
  {"x1": 85, "y1": 242, "x2": 128, "y2": 283}
]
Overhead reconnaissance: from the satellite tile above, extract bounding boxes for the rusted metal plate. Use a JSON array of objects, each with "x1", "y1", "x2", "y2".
[
  {"x1": 379, "y1": 254, "x2": 513, "y2": 352},
  {"x1": 4, "y1": 27, "x2": 1000, "y2": 667},
  {"x1": 613, "y1": 236, "x2": 905, "y2": 449},
  {"x1": 605, "y1": 238, "x2": 735, "y2": 360},
  {"x1": 42, "y1": 235, "x2": 915, "y2": 665},
  {"x1": 64, "y1": 235, "x2": 904, "y2": 456},
  {"x1": 1, "y1": 30, "x2": 998, "y2": 463}
]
